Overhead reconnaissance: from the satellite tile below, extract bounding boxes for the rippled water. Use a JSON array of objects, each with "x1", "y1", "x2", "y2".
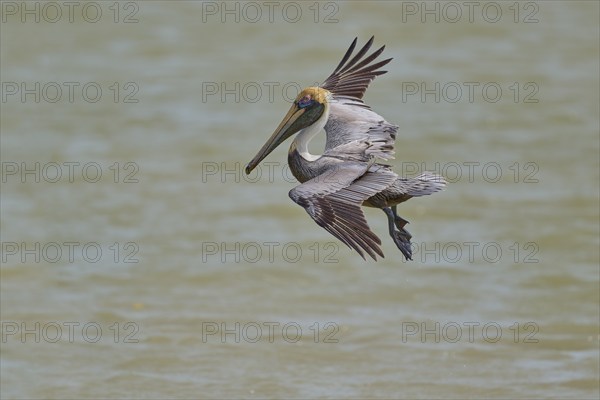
[{"x1": 1, "y1": 1, "x2": 599, "y2": 399}]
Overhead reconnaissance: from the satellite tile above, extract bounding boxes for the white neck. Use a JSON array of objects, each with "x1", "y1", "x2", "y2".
[{"x1": 292, "y1": 104, "x2": 329, "y2": 162}]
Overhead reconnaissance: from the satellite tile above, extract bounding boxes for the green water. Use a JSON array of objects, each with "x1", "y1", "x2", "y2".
[{"x1": 1, "y1": 1, "x2": 598, "y2": 398}]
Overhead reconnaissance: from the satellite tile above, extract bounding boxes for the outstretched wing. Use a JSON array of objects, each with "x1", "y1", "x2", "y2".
[
  {"x1": 321, "y1": 36, "x2": 392, "y2": 101},
  {"x1": 320, "y1": 37, "x2": 397, "y2": 160},
  {"x1": 288, "y1": 162, "x2": 397, "y2": 260}
]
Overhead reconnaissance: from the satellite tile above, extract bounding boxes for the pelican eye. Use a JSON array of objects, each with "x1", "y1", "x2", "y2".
[{"x1": 297, "y1": 95, "x2": 314, "y2": 109}]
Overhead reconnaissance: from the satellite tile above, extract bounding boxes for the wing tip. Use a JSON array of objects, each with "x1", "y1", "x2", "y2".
[{"x1": 322, "y1": 36, "x2": 392, "y2": 99}]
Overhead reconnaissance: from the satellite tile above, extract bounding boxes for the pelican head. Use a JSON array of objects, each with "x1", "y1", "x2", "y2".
[{"x1": 245, "y1": 87, "x2": 331, "y2": 174}]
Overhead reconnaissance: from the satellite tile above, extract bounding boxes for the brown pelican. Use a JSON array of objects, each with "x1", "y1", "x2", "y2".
[{"x1": 245, "y1": 37, "x2": 446, "y2": 261}]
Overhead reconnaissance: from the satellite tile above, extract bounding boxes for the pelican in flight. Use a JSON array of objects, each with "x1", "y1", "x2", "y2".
[{"x1": 245, "y1": 37, "x2": 446, "y2": 261}]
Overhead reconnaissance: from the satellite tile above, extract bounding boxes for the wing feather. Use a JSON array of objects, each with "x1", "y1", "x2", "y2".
[
  {"x1": 321, "y1": 36, "x2": 392, "y2": 100},
  {"x1": 324, "y1": 99, "x2": 398, "y2": 160},
  {"x1": 289, "y1": 163, "x2": 397, "y2": 260}
]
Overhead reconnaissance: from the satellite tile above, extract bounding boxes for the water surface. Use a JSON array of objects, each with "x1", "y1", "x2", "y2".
[{"x1": 1, "y1": 1, "x2": 599, "y2": 398}]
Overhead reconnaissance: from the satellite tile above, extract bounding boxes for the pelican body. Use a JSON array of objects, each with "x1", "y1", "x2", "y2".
[{"x1": 246, "y1": 37, "x2": 446, "y2": 261}]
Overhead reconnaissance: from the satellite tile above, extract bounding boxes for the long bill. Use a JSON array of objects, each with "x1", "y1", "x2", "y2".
[{"x1": 245, "y1": 104, "x2": 306, "y2": 174}]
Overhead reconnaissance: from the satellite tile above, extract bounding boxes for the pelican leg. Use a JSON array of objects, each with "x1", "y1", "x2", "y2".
[
  {"x1": 392, "y1": 205, "x2": 411, "y2": 237},
  {"x1": 383, "y1": 207, "x2": 413, "y2": 261}
]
